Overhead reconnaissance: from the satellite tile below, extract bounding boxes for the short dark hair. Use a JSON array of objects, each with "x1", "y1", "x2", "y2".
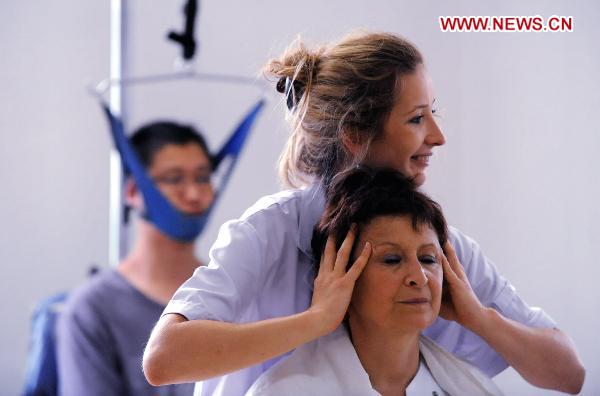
[
  {"x1": 311, "y1": 167, "x2": 448, "y2": 266},
  {"x1": 129, "y1": 121, "x2": 212, "y2": 170}
]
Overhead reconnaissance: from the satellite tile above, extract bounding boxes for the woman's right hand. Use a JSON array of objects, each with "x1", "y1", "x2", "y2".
[{"x1": 308, "y1": 224, "x2": 371, "y2": 336}]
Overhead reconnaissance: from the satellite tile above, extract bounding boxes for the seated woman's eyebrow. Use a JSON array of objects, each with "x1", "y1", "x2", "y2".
[
  {"x1": 373, "y1": 242, "x2": 437, "y2": 250},
  {"x1": 372, "y1": 241, "x2": 403, "y2": 249},
  {"x1": 418, "y1": 243, "x2": 438, "y2": 251}
]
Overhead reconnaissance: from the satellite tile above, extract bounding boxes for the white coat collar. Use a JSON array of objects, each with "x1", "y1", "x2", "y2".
[{"x1": 297, "y1": 182, "x2": 325, "y2": 258}]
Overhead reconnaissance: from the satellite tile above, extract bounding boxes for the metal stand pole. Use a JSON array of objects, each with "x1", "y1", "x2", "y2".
[{"x1": 108, "y1": 0, "x2": 128, "y2": 266}]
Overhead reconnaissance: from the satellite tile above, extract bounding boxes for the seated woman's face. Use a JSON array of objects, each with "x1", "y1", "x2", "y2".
[{"x1": 349, "y1": 215, "x2": 443, "y2": 333}]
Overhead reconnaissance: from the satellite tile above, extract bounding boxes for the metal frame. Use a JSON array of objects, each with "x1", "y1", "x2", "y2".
[
  {"x1": 108, "y1": 0, "x2": 127, "y2": 266},
  {"x1": 103, "y1": 0, "x2": 265, "y2": 265}
]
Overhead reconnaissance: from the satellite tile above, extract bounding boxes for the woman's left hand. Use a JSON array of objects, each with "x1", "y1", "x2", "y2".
[{"x1": 439, "y1": 241, "x2": 488, "y2": 330}]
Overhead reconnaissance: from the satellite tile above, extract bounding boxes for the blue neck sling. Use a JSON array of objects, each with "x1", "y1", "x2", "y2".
[{"x1": 102, "y1": 99, "x2": 264, "y2": 242}]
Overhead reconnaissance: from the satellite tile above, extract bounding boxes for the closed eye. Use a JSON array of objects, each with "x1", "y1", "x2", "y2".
[
  {"x1": 419, "y1": 255, "x2": 438, "y2": 265},
  {"x1": 383, "y1": 254, "x2": 402, "y2": 265}
]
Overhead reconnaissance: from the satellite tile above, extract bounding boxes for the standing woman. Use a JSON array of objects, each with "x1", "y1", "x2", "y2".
[{"x1": 143, "y1": 31, "x2": 584, "y2": 395}]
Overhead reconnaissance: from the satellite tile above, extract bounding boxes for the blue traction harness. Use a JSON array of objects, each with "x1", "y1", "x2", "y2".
[{"x1": 102, "y1": 99, "x2": 264, "y2": 241}]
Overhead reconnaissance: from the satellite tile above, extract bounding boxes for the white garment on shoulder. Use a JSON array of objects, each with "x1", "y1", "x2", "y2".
[
  {"x1": 246, "y1": 326, "x2": 503, "y2": 396},
  {"x1": 245, "y1": 325, "x2": 377, "y2": 396},
  {"x1": 406, "y1": 360, "x2": 446, "y2": 396},
  {"x1": 163, "y1": 183, "x2": 554, "y2": 396},
  {"x1": 419, "y1": 336, "x2": 504, "y2": 395}
]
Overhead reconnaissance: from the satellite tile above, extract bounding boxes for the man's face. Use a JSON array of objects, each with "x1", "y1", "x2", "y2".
[{"x1": 146, "y1": 143, "x2": 214, "y2": 215}]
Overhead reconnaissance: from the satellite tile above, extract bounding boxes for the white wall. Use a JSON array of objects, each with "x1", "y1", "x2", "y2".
[
  {"x1": 0, "y1": 2, "x2": 110, "y2": 395},
  {"x1": 2, "y1": 1, "x2": 598, "y2": 395}
]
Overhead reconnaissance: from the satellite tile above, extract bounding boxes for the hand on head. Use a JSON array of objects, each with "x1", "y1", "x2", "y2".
[
  {"x1": 309, "y1": 224, "x2": 371, "y2": 337},
  {"x1": 439, "y1": 241, "x2": 486, "y2": 329}
]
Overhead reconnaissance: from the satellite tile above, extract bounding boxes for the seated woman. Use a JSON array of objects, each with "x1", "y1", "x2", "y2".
[{"x1": 246, "y1": 167, "x2": 504, "y2": 396}]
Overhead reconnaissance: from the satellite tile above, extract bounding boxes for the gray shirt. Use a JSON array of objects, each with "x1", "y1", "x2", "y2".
[{"x1": 56, "y1": 269, "x2": 194, "y2": 396}]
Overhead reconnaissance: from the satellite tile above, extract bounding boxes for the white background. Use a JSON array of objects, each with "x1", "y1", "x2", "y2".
[{"x1": 1, "y1": 1, "x2": 598, "y2": 395}]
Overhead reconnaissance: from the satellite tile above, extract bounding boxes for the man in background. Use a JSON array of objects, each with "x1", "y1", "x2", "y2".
[{"x1": 57, "y1": 121, "x2": 214, "y2": 396}]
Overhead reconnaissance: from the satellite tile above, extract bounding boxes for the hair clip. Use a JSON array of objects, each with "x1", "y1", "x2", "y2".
[{"x1": 276, "y1": 77, "x2": 305, "y2": 111}]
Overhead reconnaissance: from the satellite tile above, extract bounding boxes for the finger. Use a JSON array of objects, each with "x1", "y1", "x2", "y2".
[
  {"x1": 440, "y1": 253, "x2": 459, "y2": 285},
  {"x1": 346, "y1": 241, "x2": 371, "y2": 281},
  {"x1": 334, "y1": 224, "x2": 357, "y2": 274},
  {"x1": 443, "y1": 241, "x2": 468, "y2": 281},
  {"x1": 319, "y1": 235, "x2": 337, "y2": 274}
]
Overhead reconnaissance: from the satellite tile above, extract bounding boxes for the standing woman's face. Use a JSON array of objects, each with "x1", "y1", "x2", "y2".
[{"x1": 365, "y1": 65, "x2": 445, "y2": 186}]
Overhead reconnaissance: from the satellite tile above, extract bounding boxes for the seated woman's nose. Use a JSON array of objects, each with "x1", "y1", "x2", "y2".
[{"x1": 405, "y1": 261, "x2": 428, "y2": 287}]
